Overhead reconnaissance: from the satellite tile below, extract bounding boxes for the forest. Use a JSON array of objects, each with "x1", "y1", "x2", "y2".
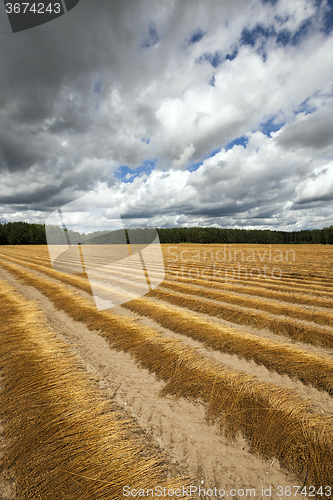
[{"x1": 1, "y1": 221, "x2": 333, "y2": 245}]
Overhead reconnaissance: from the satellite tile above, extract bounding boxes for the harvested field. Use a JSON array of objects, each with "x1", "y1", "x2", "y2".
[
  {"x1": 0, "y1": 278, "x2": 190, "y2": 499},
  {"x1": 0, "y1": 243, "x2": 333, "y2": 499}
]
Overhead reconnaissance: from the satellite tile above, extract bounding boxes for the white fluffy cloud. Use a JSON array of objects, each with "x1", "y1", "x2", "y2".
[
  {"x1": 112, "y1": 130, "x2": 320, "y2": 230},
  {"x1": 1, "y1": 0, "x2": 333, "y2": 230}
]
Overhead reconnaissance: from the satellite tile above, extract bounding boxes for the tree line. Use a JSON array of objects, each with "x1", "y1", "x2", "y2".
[
  {"x1": 156, "y1": 226, "x2": 333, "y2": 244},
  {"x1": 1, "y1": 221, "x2": 333, "y2": 245}
]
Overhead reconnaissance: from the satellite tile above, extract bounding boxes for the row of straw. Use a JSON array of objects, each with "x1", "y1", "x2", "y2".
[
  {"x1": 2, "y1": 255, "x2": 333, "y2": 393},
  {"x1": 160, "y1": 281, "x2": 333, "y2": 326},
  {"x1": 1, "y1": 252, "x2": 333, "y2": 350},
  {"x1": 3, "y1": 244, "x2": 333, "y2": 294},
  {"x1": 149, "y1": 288, "x2": 333, "y2": 348},
  {"x1": 122, "y1": 296, "x2": 333, "y2": 396},
  {"x1": 2, "y1": 247, "x2": 333, "y2": 310},
  {"x1": 0, "y1": 276, "x2": 190, "y2": 499},
  {"x1": 165, "y1": 261, "x2": 333, "y2": 296},
  {"x1": 1, "y1": 260, "x2": 333, "y2": 493}
]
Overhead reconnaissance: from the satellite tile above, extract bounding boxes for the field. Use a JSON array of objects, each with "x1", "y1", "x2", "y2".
[{"x1": 0, "y1": 243, "x2": 333, "y2": 499}]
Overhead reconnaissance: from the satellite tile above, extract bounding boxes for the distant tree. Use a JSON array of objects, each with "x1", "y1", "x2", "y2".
[
  {"x1": 1, "y1": 222, "x2": 333, "y2": 245},
  {"x1": 0, "y1": 224, "x2": 6, "y2": 245}
]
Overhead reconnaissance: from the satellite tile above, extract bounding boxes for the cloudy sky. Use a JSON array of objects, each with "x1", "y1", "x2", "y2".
[{"x1": 1, "y1": 0, "x2": 333, "y2": 231}]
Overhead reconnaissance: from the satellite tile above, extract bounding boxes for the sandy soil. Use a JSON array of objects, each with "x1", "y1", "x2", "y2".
[{"x1": 0, "y1": 264, "x2": 319, "y2": 499}]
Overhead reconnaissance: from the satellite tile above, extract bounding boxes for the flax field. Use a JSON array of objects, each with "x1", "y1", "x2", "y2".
[{"x1": 0, "y1": 243, "x2": 333, "y2": 499}]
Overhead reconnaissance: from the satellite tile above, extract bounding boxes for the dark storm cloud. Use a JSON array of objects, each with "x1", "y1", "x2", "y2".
[
  {"x1": 0, "y1": 0, "x2": 153, "y2": 162},
  {"x1": 120, "y1": 200, "x2": 253, "y2": 220},
  {"x1": 0, "y1": 0, "x2": 168, "y2": 209},
  {"x1": 0, "y1": 129, "x2": 46, "y2": 171},
  {"x1": 0, "y1": 184, "x2": 61, "y2": 204}
]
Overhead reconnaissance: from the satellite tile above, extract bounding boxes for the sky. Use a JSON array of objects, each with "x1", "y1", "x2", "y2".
[{"x1": 1, "y1": 0, "x2": 333, "y2": 231}]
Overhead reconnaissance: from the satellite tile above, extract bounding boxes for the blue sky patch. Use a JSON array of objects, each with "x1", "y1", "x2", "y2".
[
  {"x1": 198, "y1": 51, "x2": 223, "y2": 68},
  {"x1": 209, "y1": 75, "x2": 215, "y2": 87},
  {"x1": 186, "y1": 160, "x2": 202, "y2": 172},
  {"x1": 290, "y1": 18, "x2": 312, "y2": 45},
  {"x1": 115, "y1": 159, "x2": 157, "y2": 183},
  {"x1": 311, "y1": 0, "x2": 333, "y2": 35},
  {"x1": 142, "y1": 24, "x2": 159, "y2": 48},
  {"x1": 186, "y1": 147, "x2": 222, "y2": 172},
  {"x1": 240, "y1": 24, "x2": 275, "y2": 47},
  {"x1": 276, "y1": 20, "x2": 313, "y2": 47},
  {"x1": 322, "y1": 0, "x2": 333, "y2": 34},
  {"x1": 226, "y1": 49, "x2": 238, "y2": 61},
  {"x1": 93, "y1": 81, "x2": 102, "y2": 94},
  {"x1": 276, "y1": 28, "x2": 292, "y2": 46},
  {"x1": 188, "y1": 28, "x2": 206, "y2": 45},
  {"x1": 224, "y1": 136, "x2": 248, "y2": 150},
  {"x1": 209, "y1": 147, "x2": 222, "y2": 157},
  {"x1": 260, "y1": 117, "x2": 285, "y2": 136},
  {"x1": 296, "y1": 97, "x2": 318, "y2": 115},
  {"x1": 241, "y1": 18, "x2": 313, "y2": 50}
]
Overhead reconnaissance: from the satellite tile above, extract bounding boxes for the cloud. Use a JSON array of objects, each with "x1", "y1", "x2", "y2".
[
  {"x1": 275, "y1": 104, "x2": 333, "y2": 152},
  {"x1": 294, "y1": 162, "x2": 333, "y2": 203},
  {"x1": 171, "y1": 143, "x2": 196, "y2": 168},
  {"x1": 109, "y1": 131, "x2": 321, "y2": 230},
  {"x1": 0, "y1": 0, "x2": 333, "y2": 230},
  {"x1": 142, "y1": 23, "x2": 159, "y2": 48}
]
